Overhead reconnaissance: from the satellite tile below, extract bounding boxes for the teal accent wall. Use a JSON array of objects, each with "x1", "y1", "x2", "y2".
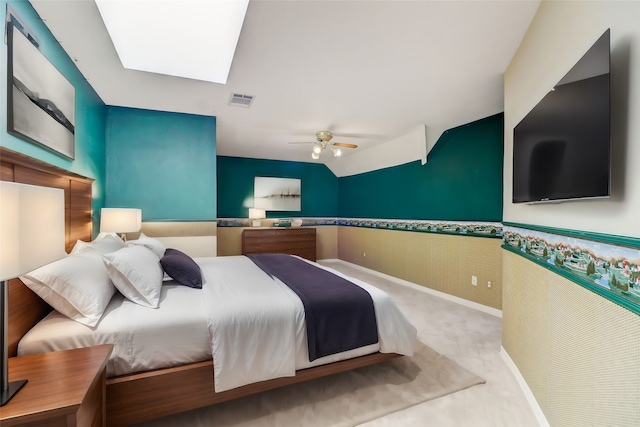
[
  {"x1": 1, "y1": 1, "x2": 107, "y2": 233},
  {"x1": 105, "y1": 106, "x2": 216, "y2": 221},
  {"x1": 338, "y1": 114, "x2": 503, "y2": 221},
  {"x1": 217, "y1": 156, "x2": 338, "y2": 218}
]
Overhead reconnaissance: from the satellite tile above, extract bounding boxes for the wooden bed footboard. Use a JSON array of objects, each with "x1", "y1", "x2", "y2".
[{"x1": 106, "y1": 352, "x2": 401, "y2": 426}]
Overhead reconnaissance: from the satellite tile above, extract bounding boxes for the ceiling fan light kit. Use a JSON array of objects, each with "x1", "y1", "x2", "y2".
[{"x1": 305, "y1": 131, "x2": 357, "y2": 160}]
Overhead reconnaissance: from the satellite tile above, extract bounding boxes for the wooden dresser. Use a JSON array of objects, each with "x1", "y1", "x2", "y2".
[{"x1": 242, "y1": 228, "x2": 316, "y2": 261}]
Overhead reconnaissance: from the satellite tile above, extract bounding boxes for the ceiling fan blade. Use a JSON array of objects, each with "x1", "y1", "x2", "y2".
[{"x1": 332, "y1": 142, "x2": 358, "y2": 149}]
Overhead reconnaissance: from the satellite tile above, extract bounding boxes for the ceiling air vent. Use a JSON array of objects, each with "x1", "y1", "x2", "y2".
[{"x1": 228, "y1": 93, "x2": 255, "y2": 108}]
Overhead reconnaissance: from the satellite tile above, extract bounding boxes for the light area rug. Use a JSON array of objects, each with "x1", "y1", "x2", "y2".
[{"x1": 135, "y1": 341, "x2": 485, "y2": 427}]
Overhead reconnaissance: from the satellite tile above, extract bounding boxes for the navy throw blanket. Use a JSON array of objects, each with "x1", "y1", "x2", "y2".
[{"x1": 246, "y1": 254, "x2": 378, "y2": 361}]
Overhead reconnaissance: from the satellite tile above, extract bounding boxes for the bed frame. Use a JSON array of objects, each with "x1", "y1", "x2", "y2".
[{"x1": 1, "y1": 147, "x2": 400, "y2": 426}]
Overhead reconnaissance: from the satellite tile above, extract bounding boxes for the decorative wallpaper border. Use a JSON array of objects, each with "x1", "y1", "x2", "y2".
[
  {"x1": 503, "y1": 224, "x2": 640, "y2": 315},
  {"x1": 337, "y1": 218, "x2": 502, "y2": 238},
  {"x1": 217, "y1": 217, "x2": 503, "y2": 238},
  {"x1": 217, "y1": 218, "x2": 339, "y2": 227}
]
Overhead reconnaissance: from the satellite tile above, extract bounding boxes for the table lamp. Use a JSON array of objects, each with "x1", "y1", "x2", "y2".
[
  {"x1": 0, "y1": 181, "x2": 65, "y2": 406},
  {"x1": 249, "y1": 208, "x2": 265, "y2": 227},
  {"x1": 100, "y1": 208, "x2": 142, "y2": 240}
]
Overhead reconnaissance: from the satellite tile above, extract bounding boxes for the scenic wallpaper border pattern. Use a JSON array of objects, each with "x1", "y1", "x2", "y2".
[
  {"x1": 217, "y1": 218, "x2": 338, "y2": 227},
  {"x1": 217, "y1": 218, "x2": 503, "y2": 238},
  {"x1": 337, "y1": 218, "x2": 502, "y2": 238},
  {"x1": 503, "y1": 225, "x2": 640, "y2": 315}
]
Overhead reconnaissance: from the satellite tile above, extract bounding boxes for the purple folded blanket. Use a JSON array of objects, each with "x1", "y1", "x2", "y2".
[{"x1": 246, "y1": 254, "x2": 378, "y2": 361}]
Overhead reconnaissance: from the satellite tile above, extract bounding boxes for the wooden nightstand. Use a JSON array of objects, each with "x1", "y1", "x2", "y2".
[{"x1": 0, "y1": 345, "x2": 113, "y2": 427}]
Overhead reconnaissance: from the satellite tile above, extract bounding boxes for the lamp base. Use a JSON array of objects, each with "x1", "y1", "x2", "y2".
[{"x1": 1, "y1": 379, "x2": 27, "y2": 406}]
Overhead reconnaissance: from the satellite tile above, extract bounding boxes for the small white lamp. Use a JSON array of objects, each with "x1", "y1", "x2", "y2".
[
  {"x1": 248, "y1": 208, "x2": 266, "y2": 227},
  {"x1": 0, "y1": 182, "x2": 66, "y2": 406},
  {"x1": 100, "y1": 208, "x2": 142, "y2": 240}
]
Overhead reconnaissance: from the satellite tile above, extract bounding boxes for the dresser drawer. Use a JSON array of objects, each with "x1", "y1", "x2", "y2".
[{"x1": 242, "y1": 228, "x2": 316, "y2": 261}]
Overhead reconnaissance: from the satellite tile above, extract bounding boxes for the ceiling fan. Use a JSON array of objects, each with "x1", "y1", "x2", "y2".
[{"x1": 290, "y1": 131, "x2": 358, "y2": 159}]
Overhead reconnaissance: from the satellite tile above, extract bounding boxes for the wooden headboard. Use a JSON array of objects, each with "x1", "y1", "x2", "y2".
[{"x1": 1, "y1": 147, "x2": 94, "y2": 356}]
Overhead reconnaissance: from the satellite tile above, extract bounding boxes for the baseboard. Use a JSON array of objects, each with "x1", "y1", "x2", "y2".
[
  {"x1": 319, "y1": 259, "x2": 502, "y2": 318},
  {"x1": 500, "y1": 347, "x2": 550, "y2": 427}
]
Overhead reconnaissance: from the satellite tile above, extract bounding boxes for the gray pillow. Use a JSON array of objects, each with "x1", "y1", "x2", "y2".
[{"x1": 160, "y1": 248, "x2": 203, "y2": 288}]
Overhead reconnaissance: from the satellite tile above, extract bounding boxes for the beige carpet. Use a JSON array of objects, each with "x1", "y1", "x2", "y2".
[{"x1": 136, "y1": 341, "x2": 485, "y2": 427}]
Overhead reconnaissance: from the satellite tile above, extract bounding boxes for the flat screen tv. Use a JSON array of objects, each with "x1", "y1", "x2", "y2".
[{"x1": 512, "y1": 29, "x2": 610, "y2": 204}]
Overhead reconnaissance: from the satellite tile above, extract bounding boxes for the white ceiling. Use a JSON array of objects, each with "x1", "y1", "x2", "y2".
[{"x1": 30, "y1": 0, "x2": 540, "y2": 168}]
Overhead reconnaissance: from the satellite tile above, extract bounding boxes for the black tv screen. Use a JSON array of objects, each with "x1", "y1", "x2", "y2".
[{"x1": 512, "y1": 30, "x2": 610, "y2": 204}]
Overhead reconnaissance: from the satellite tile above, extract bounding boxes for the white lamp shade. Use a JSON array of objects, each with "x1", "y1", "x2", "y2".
[
  {"x1": 100, "y1": 208, "x2": 142, "y2": 233},
  {"x1": 248, "y1": 208, "x2": 266, "y2": 219},
  {"x1": 0, "y1": 182, "x2": 66, "y2": 281}
]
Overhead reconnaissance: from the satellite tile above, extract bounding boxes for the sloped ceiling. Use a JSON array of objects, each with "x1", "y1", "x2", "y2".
[{"x1": 30, "y1": 0, "x2": 539, "y2": 175}]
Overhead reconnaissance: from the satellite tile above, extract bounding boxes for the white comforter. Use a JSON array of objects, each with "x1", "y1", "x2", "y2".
[
  {"x1": 19, "y1": 256, "x2": 417, "y2": 392},
  {"x1": 201, "y1": 256, "x2": 417, "y2": 392},
  {"x1": 18, "y1": 283, "x2": 212, "y2": 377}
]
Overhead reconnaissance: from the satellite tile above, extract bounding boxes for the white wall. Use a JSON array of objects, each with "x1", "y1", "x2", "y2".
[
  {"x1": 503, "y1": 0, "x2": 640, "y2": 238},
  {"x1": 326, "y1": 124, "x2": 433, "y2": 178}
]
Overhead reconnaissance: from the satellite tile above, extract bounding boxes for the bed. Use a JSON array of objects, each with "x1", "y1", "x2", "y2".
[{"x1": 1, "y1": 147, "x2": 416, "y2": 426}]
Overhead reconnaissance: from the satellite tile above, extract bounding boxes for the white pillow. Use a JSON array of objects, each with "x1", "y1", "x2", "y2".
[
  {"x1": 71, "y1": 234, "x2": 126, "y2": 255},
  {"x1": 103, "y1": 246, "x2": 163, "y2": 308},
  {"x1": 127, "y1": 233, "x2": 166, "y2": 258},
  {"x1": 20, "y1": 249, "x2": 116, "y2": 327}
]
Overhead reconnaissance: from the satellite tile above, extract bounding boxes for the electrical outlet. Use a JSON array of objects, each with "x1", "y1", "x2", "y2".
[
  {"x1": 487, "y1": 281, "x2": 492, "y2": 289},
  {"x1": 363, "y1": 252, "x2": 366, "y2": 257},
  {"x1": 471, "y1": 276, "x2": 478, "y2": 286}
]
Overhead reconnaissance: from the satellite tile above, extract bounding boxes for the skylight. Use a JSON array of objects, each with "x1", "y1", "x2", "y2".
[{"x1": 95, "y1": 0, "x2": 249, "y2": 84}]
